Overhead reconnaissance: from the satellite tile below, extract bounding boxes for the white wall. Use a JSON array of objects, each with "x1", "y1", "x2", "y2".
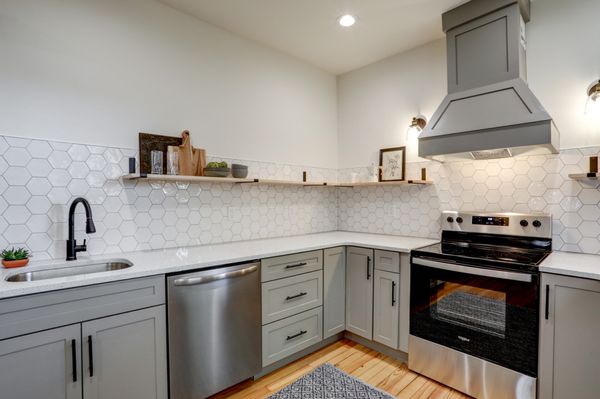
[
  {"x1": 0, "y1": 0, "x2": 338, "y2": 168},
  {"x1": 337, "y1": 0, "x2": 600, "y2": 168},
  {"x1": 337, "y1": 40, "x2": 446, "y2": 168}
]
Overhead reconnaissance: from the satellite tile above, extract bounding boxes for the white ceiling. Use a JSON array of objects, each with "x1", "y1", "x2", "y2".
[{"x1": 159, "y1": 0, "x2": 466, "y2": 75}]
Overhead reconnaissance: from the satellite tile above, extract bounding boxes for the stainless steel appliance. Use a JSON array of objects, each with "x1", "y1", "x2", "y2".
[
  {"x1": 409, "y1": 211, "x2": 552, "y2": 399},
  {"x1": 167, "y1": 261, "x2": 261, "y2": 399}
]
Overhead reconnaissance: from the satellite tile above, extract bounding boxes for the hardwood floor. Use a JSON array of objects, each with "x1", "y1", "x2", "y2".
[{"x1": 210, "y1": 339, "x2": 472, "y2": 398}]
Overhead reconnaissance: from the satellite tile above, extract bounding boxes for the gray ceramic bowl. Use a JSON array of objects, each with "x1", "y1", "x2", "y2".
[{"x1": 231, "y1": 164, "x2": 248, "y2": 178}]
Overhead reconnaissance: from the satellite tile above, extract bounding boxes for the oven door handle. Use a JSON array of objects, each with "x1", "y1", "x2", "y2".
[{"x1": 412, "y1": 258, "x2": 533, "y2": 283}]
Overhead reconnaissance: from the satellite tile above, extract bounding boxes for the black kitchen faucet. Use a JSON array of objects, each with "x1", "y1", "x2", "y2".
[{"x1": 66, "y1": 197, "x2": 96, "y2": 261}]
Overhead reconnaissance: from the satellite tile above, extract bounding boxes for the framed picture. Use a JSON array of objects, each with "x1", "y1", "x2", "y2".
[{"x1": 379, "y1": 147, "x2": 406, "y2": 182}]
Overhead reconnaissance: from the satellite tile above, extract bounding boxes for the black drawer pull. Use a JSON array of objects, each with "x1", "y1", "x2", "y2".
[
  {"x1": 286, "y1": 292, "x2": 308, "y2": 301},
  {"x1": 392, "y1": 281, "x2": 396, "y2": 306},
  {"x1": 285, "y1": 262, "x2": 307, "y2": 269},
  {"x1": 88, "y1": 335, "x2": 94, "y2": 377},
  {"x1": 545, "y1": 284, "x2": 550, "y2": 320},
  {"x1": 71, "y1": 339, "x2": 77, "y2": 382},
  {"x1": 286, "y1": 330, "x2": 307, "y2": 341},
  {"x1": 366, "y1": 256, "x2": 371, "y2": 280}
]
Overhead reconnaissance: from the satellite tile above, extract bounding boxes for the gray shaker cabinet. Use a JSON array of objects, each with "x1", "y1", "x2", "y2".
[
  {"x1": 82, "y1": 306, "x2": 168, "y2": 399},
  {"x1": 372, "y1": 269, "x2": 400, "y2": 349},
  {"x1": 323, "y1": 247, "x2": 346, "y2": 338},
  {"x1": 539, "y1": 273, "x2": 600, "y2": 399},
  {"x1": 0, "y1": 276, "x2": 167, "y2": 399},
  {"x1": 345, "y1": 247, "x2": 374, "y2": 340},
  {"x1": 0, "y1": 324, "x2": 82, "y2": 399}
]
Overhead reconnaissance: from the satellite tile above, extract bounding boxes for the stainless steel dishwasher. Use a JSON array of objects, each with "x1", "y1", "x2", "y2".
[{"x1": 167, "y1": 261, "x2": 261, "y2": 399}]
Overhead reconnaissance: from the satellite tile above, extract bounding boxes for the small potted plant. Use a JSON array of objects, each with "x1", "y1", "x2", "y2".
[
  {"x1": 1, "y1": 247, "x2": 31, "y2": 268},
  {"x1": 204, "y1": 161, "x2": 230, "y2": 177}
]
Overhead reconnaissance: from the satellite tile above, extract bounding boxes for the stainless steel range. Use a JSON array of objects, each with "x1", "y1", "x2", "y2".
[{"x1": 409, "y1": 211, "x2": 552, "y2": 399}]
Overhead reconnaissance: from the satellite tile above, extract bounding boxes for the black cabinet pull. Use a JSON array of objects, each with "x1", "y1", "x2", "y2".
[
  {"x1": 545, "y1": 284, "x2": 550, "y2": 320},
  {"x1": 392, "y1": 281, "x2": 396, "y2": 306},
  {"x1": 366, "y1": 256, "x2": 371, "y2": 280},
  {"x1": 88, "y1": 335, "x2": 94, "y2": 377},
  {"x1": 286, "y1": 330, "x2": 307, "y2": 341},
  {"x1": 71, "y1": 339, "x2": 77, "y2": 382},
  {"x1": 285, "y1": 262, "x2": 307, "y2": 269},
  {"x1": 285, "y1": 292, "x2": 308, "y2": 301}
]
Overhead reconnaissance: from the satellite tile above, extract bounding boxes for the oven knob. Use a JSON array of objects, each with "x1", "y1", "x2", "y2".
[
  {"x1": 533, "y1": 220, "x2": 542, "y2": 228},
  {"x1": 520, "y1": 220, "x2": 529, "y2": 227},
  {"x1": 446, "y1": 216, "x2": 454, "y2": 223},
  {"x1": 456, "y1": 217, "x2": 463, "y2": 224}
]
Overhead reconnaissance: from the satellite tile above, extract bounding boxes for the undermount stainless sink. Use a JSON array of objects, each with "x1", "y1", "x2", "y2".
[{"x1": 5, "y1": 259, "x2": 133, "y2": 282}]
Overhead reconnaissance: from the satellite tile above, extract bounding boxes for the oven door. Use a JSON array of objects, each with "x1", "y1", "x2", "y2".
[{"x1": 410, "y1": 256, "x2": 539, "y2": 377}]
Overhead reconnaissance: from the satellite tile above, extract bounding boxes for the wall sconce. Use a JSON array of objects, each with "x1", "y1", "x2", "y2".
[
  {"x1": 585, "y1": 80, "x2": 600, "y2": 115},
  {"x1": 406, "y1": 115, "x2": 427, "y2": 138}
]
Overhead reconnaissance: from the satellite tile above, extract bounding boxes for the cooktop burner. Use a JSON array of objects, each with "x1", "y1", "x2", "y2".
[
  {"x1": 417, "y1": 241, "x2": 550, "y2": 266},
  {"x1": 412, "y1": 211, "x2": 553, "y2": 271}
]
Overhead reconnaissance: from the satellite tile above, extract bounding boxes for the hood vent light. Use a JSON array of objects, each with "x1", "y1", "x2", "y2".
[{"x1": 471, "y1": 148, "x2": 512, "y2": 160}]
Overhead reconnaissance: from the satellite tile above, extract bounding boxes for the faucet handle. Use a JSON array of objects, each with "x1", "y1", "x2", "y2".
[{"x1": 75, "y1": 239, "x2": 87, "y2": 252}]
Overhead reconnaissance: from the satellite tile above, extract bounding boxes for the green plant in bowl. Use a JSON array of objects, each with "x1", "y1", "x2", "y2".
[
  {"x1": 206, "y1": 161, "x2": 228, "y2": 168},
  {"x1": 1, "y1": 247, "x2": 31, "y2": 268}
]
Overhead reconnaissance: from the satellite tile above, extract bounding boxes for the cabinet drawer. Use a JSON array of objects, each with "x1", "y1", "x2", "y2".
[
  {"x1": 262, "y1": 307, "x2": 322, "y2": 366},
  {"x1": 262, "y1": 271, "x2": 322, "y2": 325},
  {"x1": 261, "y1": 250, "x2": 323, "y2": 282},
  {"x1": 375, "y1": 250, "x2": 400, "y2": 274}
]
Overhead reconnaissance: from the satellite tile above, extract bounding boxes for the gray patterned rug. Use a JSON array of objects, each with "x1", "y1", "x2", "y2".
[{"x1": 267, "y1": 363, "x2": 395, "y2": 398}]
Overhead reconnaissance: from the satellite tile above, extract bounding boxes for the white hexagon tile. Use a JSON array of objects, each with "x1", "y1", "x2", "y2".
[
  {"x1": 2, "y1": 133, "x2": 600, "y2": 260},
  {"x1": 338, "y1": 150, "x2": 600, "y2": 253},
  {"x1": 0, "y1": 135, "x2": 338, "y2": 261}
]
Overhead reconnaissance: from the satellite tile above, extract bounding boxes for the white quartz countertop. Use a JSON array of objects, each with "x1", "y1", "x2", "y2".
[
  {"x1": 0, "y1": 231, "x2": 437, "y2": 299},
  {"x1": 540, "y1": 251, "x2": 600, "y2": 281}
]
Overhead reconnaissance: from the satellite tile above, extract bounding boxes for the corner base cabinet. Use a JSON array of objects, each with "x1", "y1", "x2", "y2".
[
  {"x1": 539, "y1": 273, "x2": 600, "y2": 399},
  {"x1": 323, "y1": 247, "x2": 346, "y2": 338}
]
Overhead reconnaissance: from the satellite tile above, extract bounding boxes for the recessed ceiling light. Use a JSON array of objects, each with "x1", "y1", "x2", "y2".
[{"x1": 338, "y1": 14, "x2": 356, "y2": 27}]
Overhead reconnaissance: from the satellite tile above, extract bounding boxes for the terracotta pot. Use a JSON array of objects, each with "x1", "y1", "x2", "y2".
[{"x1": 2, "y1": 258, "x2": 29, "y2": 268}]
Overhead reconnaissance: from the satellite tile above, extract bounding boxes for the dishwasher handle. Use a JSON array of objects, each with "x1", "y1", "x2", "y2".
[{"x1": 173, "y1": 264, "x2": 258, "y2": 286}]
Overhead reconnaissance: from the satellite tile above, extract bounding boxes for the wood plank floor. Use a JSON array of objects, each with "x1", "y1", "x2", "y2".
[{"x1": 210, "y1": 339, "x2": 472, "y2": 399}]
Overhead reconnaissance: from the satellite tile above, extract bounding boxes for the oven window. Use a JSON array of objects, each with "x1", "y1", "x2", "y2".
[{"x1": 430, "y1": 281, "x2": 507, "y2": 338}]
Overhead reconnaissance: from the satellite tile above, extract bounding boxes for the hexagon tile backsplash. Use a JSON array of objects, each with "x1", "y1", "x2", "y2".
[
  {"x1": 338, "y1": 149, "x2": 600, "y2": 254},
  {"x1": 1, "y1": 133, "x2": 600, "y2": 260},
  {"x1": 0, "y1": 135, "x2": 338, "y2": 260}
]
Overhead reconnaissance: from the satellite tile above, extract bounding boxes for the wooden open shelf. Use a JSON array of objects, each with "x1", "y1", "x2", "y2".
[
  {"x1": 568, "y1": 173, "x2": 599, "y2": 181},
  {"x1": 122, "y1": 174, "x2": 433, "y2": 187}
]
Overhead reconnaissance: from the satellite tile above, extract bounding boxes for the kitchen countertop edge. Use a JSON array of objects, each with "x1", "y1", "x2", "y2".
[
  {"x1": 539, "y1": 251, "x2": 600, "y2": 281},
  {"x1": 0, "y1": 231, "x2": 438, "y2": 299}
]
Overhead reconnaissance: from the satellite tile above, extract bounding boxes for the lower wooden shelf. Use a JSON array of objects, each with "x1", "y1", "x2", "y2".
[{"x1": 121, "y1": 174, "x2": 433, "y2": 187}]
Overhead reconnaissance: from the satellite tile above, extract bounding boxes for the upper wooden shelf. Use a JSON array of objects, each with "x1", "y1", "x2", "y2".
[{"x1": 122, "y1": 174, "x2": 433, "y2": 187}]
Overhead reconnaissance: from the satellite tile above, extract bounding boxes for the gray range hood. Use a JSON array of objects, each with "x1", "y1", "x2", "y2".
[{"x1": 418, "y1": 0, "x2": 559, "y2": 161}]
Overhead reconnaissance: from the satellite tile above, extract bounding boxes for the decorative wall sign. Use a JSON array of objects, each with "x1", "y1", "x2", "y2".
[{"x1": 379, "y1": 147, "x2": 406, "y2": 182}]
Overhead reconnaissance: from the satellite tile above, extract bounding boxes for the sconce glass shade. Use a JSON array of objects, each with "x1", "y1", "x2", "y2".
[
  {"x1": 406, "y1": 115, "x2": 427, "y2": 138},
  {"x1": 585, "y1": 80, "x2": 600, "y2": 115}
]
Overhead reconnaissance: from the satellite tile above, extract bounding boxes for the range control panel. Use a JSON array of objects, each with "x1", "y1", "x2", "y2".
[
  {"x1": 472, "y1": 216, "x2": 510, "y2": 226},
  {"x1": 442, "y1": 211, "x2": 552, "y2": 239}
]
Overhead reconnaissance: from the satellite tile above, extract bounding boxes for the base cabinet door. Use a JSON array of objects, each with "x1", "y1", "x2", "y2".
[
  {"x1": 345, "y1": 247, "x2": 374, "y2": 340},
  {"x1": 373, "y1": 270, "x2": 400, "y2": 349},
  {"x1": 539, "y1": 273, "x2": 600, "y2": 399},
  {"x1": 0, "y1": 324, "x2": 82, "y2": 399},
  {"x1": 82, "y1": 306, "x2": 168, "y2": 399},
  {"x1": 324, "y1": 247, "x2": 346, "y2": 338}
]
